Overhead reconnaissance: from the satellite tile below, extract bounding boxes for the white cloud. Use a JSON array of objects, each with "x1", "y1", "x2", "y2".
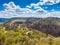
[
  {"x1": 26, "y1": 0, "x2": 60, "y2": 13},
  {"x1": 0, "y1": 2, "x2": 48, "y2": 18},
  {"x1": 39, "y1": 0, "x2": 60, "y2": 5},
  {"x1": 45, "y1": 11, "x2": 60, "y2": 18},
  {"x1": 26, "y1": 3, "x2": 47, "y2": 13},
  {"x1": 0, "y1": 2, "x2": 60, "y2": 18},
  {"x1": 36, "y1": 0, "x2": 60, "y2": 6}
]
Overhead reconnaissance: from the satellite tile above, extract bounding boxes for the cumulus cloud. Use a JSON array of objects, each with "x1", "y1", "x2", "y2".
[
  {"x1": 0, "y1": 2, "x2": 48, "y2": 18},
  {"x1": 26, "y1": 3, "x2": 47, "y2": 13},
  {"x1": 39, "y1": 0, "x2": 60, "y2": 5},
  {"x1": 26, "y1": 0, "x2": 60, "y2": 13},
  {"x1": 45, "y1": 11, "x2": 60, "y2": 18},
  {"x1": 34, "y1": 0, "x2": 60, "y2": 6},
  {"x1": 0, "y1": 2, "x2": 60, "y2": 18}
]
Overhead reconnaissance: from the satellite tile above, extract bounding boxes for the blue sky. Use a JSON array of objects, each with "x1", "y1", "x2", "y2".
[
  {"x1": 0, "y1": 0, "x2": 40, "y2": 10},
  {"x1": 0, "y1": 0, "x2": 60, "y2": 11},
  {"x1": 0, "y1": 0, "x2": 60, "y2": 18}
]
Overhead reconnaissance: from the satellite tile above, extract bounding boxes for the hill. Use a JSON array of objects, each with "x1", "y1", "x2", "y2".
[
  {"x1": 1, "y1": 17, "x2": 60, "y2": 45},
  {"x1": 31, "y1": 17, "x2": 60, "y2": 36},
  {"x1": 1, "y1": 17, "x2": 60, "y2": 37}
]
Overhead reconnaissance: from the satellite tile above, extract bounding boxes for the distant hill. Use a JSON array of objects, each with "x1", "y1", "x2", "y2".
[
  {"x1": 0, "y1": 18, "x2": 11, "y2": 22},
  {"x1": 0, "y1": 17, "x2": 42, "y2": 22},
  {"x1": 1, "y1": 17, "x2": 60, "y2": 37},
  {"x1": 31, "y1": 17, "x2": 60, "y2": 36}
]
